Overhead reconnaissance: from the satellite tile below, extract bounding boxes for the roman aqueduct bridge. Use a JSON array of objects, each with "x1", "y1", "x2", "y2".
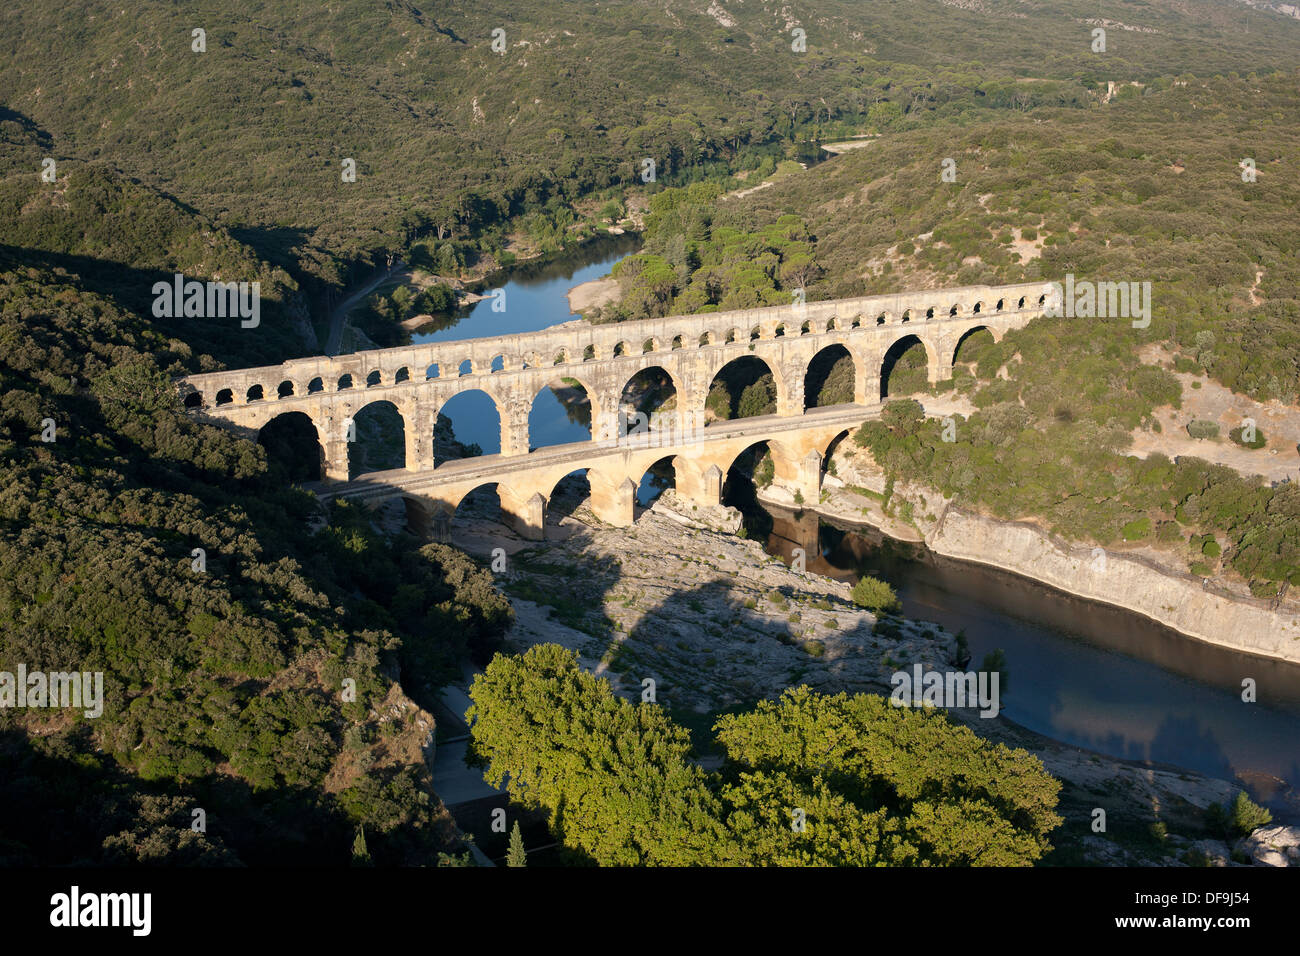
[{"x1": 178, "y1": 280, "x2": 1053, "y2": 538}]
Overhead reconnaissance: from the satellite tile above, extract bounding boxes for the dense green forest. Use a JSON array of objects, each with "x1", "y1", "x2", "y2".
[{"x1": 5, "y1": 0, "x2": 1298, "y2": 296}]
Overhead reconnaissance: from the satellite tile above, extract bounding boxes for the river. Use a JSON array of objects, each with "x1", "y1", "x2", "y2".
[
  {"x1": 406, "y1": 234, "x2": 1300, "y2": 825},
  {"x1": 750, "y1": 502, "x2": 1300, "y2": 823}
]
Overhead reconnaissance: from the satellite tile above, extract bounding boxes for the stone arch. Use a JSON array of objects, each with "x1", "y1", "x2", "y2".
[
  {"x1": 804, "y1": 344, "x2": 856, "y2": 410},
  {"x1": 725, "y1": 328, "x2": 740, "y2": 344},
  {"x1": 925, "y1": 307, "x2": 935, "y2": 320},
  {"x1": 528, "y1": 376, "x2": 595, "y2": 451},
  {"x1": 826, "y1": 317, "x2": 838, "y2": 332},
  {"x1": 308, "y1": 377, "x2": 324, "y2": 393},
  {"x1": 748, "y1": 326, "x2": 761, "y2": 341},
  {"x1": 426, "y1": 363, "x2": 440, "y2": 380},
  {"x1": 583, "y1": 344, "x2": 596, "y2": 362},
  {"x1": 953, "y1": 325, "x2": 998, "y2": 367},
  {"x1": 618, "y1": 365, "x2": 681, "y2": 438},
  {"x1": 215, "y1": 388, "x2": 234, "y2": 406},
  {"x1": 774, "y1": 324, "x2": 787, "y2": 338},
  {"x1": 717, "y1": 437, "x2": 801, "y2": 501},
  {"x1": 546, "y1": 468, "x2": 591, "y2": 525},
  {"x1": 949, "y1": 303, "x2": 960, "y2": 317},
  {"x1": 880, "y1": 333, "x2": 937, "y2": 400},
  {"x1": 633, "y1": 454, "x2": 677, "y2": 510},
  {"x1": 698, "y1": 331, "x2": 713, "y2": 347},
  {"x1": 614, "y1": 341, "x2": 630, "y2": 357},
  {"x1": 972, "y1": 301, "x2": 983, "y2": 314},
  {"x1": 901, "y1": 310, "x2": 912, "y2": 323},
  {"x1": 457, "y1": 359, "x2": 473, "y2": 376},
  {"x1": 435, "y1": 388, "x2": 502, "y2": 466},
  {"x1": 823, "y1": 428, "x2": 852, "y2": 463},
  {"x1": 184, "y1": 390, "x2": 203, "y2": 409},
  {"x1": 395, "y1": 366, "x2": 410, "y2": 383},
  {"x1": 348, "y1": 399, "x2": 406, "y2": 478},
  {"x1": 641, "y1": 337, "x2": 659, "y2": 354},
  {"x1": 995, "y1": 298, "x2": 1004, "y2": 312},
  {"x1": 553, "y1": 349, "x2": 568, "y2": 366},
  {"x1": 365, "y1": 370, "x2": 382, "y2": 387},
  {"x1": 671, "y1": 334, "x2": 684, "y2": 350},
  {"x1": 337, "y1": 373, "x2": 354, "y2": 391},
  {"x1": 246, "y1": 384, "x2": 264, "y2": 402},
  {"x1": 1017, "y1": 296, "x2": 1026, "y2": 309},
  {"x1": 277, "y1": 380, "x2": 295, "y2": 398},
  {"x1": 706, "y1": 354, "x2": 783, "y2": 422},
  {"x1": 876, "y1": 313, "x2": 886, "y2": 326},
  {"x1": 491, "y1": 355, "x2": 506, "y2": 372},
  {"x1": 258, "y1": 411, "x2": 322, "y2": 482}
]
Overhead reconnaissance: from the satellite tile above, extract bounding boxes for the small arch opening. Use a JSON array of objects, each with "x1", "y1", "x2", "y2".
[
  {"x1": 184, "y1": 391, "x2": 203, "y2": 409},
  {"x1": 216, "y1": 388, "x2": 233, "y2": 406},
  {"x1": 337, "y1": 374, "x2": 353, "y2": 391},
  {"x1": 365, "y1": 370, "x2": 382, "y2": 388},
  {"x1": 458, "y1": 359, "x2": 472, "y2": 377},
  {"x1": 308, "y1": 377, "x2": 324, "y2": 394},
  {"x1": 277, "y1": 380, "x2": 295, "y2": 398},
  {"x1": 425, "y1": 363, "x2": 440, "y2": 380},
  {"x1": 246, "y1": 384, "x2": 264, "y2": 402}
]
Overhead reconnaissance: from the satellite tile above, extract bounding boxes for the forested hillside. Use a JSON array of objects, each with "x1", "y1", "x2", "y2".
[
  {"x1": 4, "y1": 0, "x2": 1297, "y2": 291},
  {"x1": 0, "y1": 165, "x2": 511, "y2": 862}
]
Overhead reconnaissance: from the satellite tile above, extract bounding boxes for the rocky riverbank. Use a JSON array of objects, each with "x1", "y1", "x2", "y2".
[{"x1": 819, "y1": 439, "x2": 1300, "y2": 666}]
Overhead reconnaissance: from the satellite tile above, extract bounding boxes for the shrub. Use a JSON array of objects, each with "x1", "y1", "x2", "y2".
[
  {"x1": 1121, "y1": 517, "x2": 1151, "y2": 541},
  {"x1": 851, "y1": 576, "x2": 900, "y2": 613},
  {"x1": 1228, "y1": 425, "x2": 1266, "y2": 449},
  {"x1": 1186, "y1": 420, "x2": 1219, "y2": 440}
]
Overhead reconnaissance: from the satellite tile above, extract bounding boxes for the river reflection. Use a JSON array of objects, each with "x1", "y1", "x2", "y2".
[
  {"x1": 759, "y1": 503, "x2": 1300, "y2": 822},
  {"x1": 412, "y1": 236, "x2": 639, "y2": 453}
]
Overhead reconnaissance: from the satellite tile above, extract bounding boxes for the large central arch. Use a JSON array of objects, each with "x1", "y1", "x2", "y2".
[
  {"x1": 529, "y1": 378, "x2": 594, "y2": 451},
  {"x1": 804, "y1": 344, "x2": 856, "y2": 409},
  {"x1": 258, "y1": 411, "x2": 322, "y2": 482},
  {"x1": 348, "y1": 400, "x2": 406, "y2": 479},
  {"x1": 435, "y1": 389, "x2": 501, "y2": 466},
  {"x1": 706, "y1": 355, "x2": 781, "y2": 423},
  {"x1": 879, "y1": 334, "x2": 936, "y2": 400}
]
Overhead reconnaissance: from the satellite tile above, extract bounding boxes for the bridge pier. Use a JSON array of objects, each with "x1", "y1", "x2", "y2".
[
  {"x1": 589, "y1": 475, "x2": 637, "y2": 528},
  {"x1": 677, "y1": 462, "x2": 723, "y2": 508},
  {"x1": 500, "y1": 488, "x2": 546, "y2": 540}
]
